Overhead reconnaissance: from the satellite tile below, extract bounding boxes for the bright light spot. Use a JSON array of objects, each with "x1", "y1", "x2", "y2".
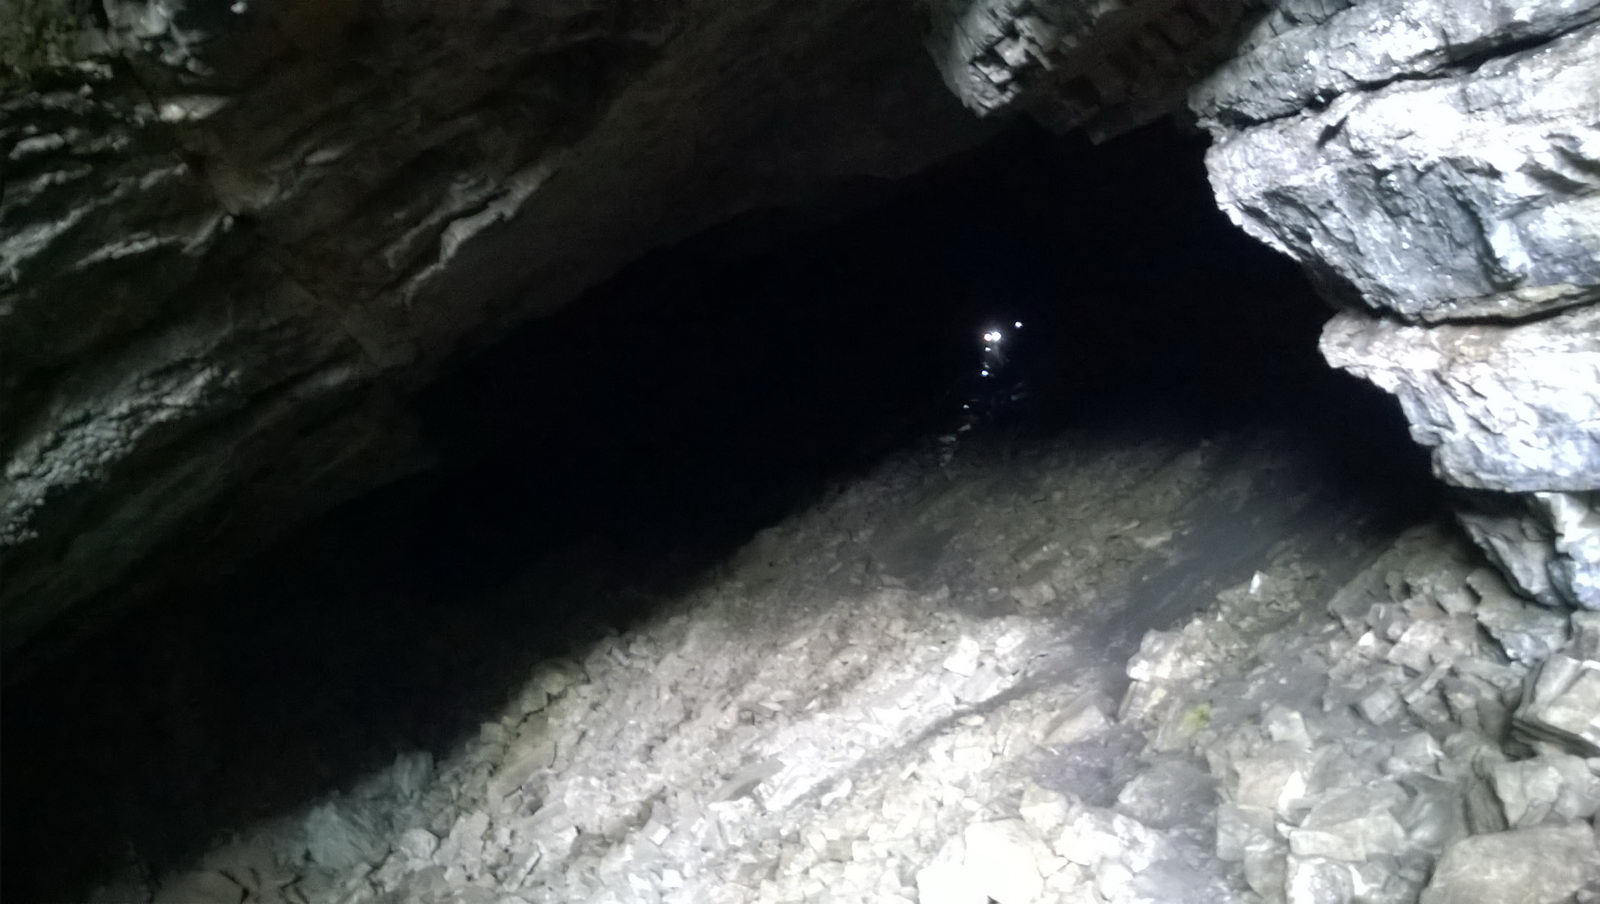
[
  {"x1": 1014, "y1": 321, "x2": 1023, "y2": 328},
  {"x1": 981, "y1": 370, "x2": 990, "y2": 377}
]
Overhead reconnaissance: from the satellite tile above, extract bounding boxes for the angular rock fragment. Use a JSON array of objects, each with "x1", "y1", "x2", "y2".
[
  {"x1": 1419, "y1": 823, "x2": 1600, "y2": 904},
  {"x1": 961, "y1": 820, "x2": 1049, "y2": 904},
  {"x1": 1470, "y1": 568, "x2": 1570, "y2": 665},
  {"x1": 1044, "y1": 696, "x2": 1112, "y2": 747},
  {"x1": 303, "y1": 800, "x2": 389, "y2": 870},
  {"x1": 1460, "y1": 490, "x2": 1600, "y2": 610},
  {"x1": 1514, "y1": 656, "x2": 1600, "y2": 756},
  {"x1": 1288, "y1": 785, "x2": 1407, "y2": 862}
]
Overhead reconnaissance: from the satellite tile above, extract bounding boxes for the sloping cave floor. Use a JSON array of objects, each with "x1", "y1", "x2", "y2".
[
  {"x1": 8, "y1": 121, "x2": 1600, "y2": 904},
  {"x1": 32, "y1": 411, "x2": 1450, "y2": 904}
]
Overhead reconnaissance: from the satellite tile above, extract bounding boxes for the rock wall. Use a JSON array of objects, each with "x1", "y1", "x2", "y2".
[
  {"x1": 0, "y1": 0, "x2": 987, "y2": 658},
  {"x1": 1188, "y1": 0, "x2": 1600, "y2": 608}
]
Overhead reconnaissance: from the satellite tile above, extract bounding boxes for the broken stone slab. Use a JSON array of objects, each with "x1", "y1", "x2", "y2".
[
  {"x1": 1019, "y1": 785, "x2": 1075, "y2": 838},
  {"x1": 1285, "y1": 855, "x2": 1356, "y2": 904},
  {"x1": 1492, "y1": 753, "x2": 1600, "y2": 826},
  {"x1": 1321, "y1": 306, "x2": 1600, "y2": 495},
  {"x1": 1043, "y1": 695, "x2": 1112, "y2": 747},
  {"x1": 1382, "y1": 732, "x2": 1443, "y2": 776},
  {"x1": 960, "y1": 819, "x2": 1050, "y2": 904},
  {"x1": 1513, "y1": 655, "x2": 1600, "y2": 756},
  {"x1": 1419, "y1": 822, "x2": 1600, "y2": 904},
  {"x1": 489, "y1": 740, "x2": 557, "y2": 802},
  {"x1": 302, "y1": 800, "x2": 390, "y2": 871},
  {"x1": 1572, "y1": 612, "x2": 1600, "y2": 660},
  {"x1": 1357, "y1": 683, "x2": 1405, "y2": 726},
  {"x1": 1126, "y1": 629, "x2": 1208, "y2": 683},
  {"x1": 1052, "y1": 806, "x2": 1170, "y2": 873},
  {"x1": 942, "y1": 635, "x2": 983, "y2": 677},
  {"x1": 1011, "y1": 577, "x2": 1058, "y2": 609},
  {"x1": 1384, "y1": 616, "x2": 1479, "y2": 673},
  {"x1": 1216, "y1": 804, "x2": 1278, "y2": 862},
  {"x1": 1460, "y1": 490, "x2": 1600, "y2": 610},
  {"x1": 1288, "y1": 785, "x2": 1408, "y2": 862},
  {"x1": 914, "y1": 862, "x2": 986, "y2": 904},
  {"x1": 1233, "y1": 745, "x2": 1320, "y2": 818},
  {"x1": 1244, "y1": 843, "x2": 1289, "y2": 904},
  {"x1": 954, "y1": 663, "x2": 1009, "y2": 704},
  {"x1": 1114, "y1": 759, "x2": 1217, "y2": 830},
  {"x1": 1469, "y1": 568, "x2": 1569, "y2": 666},
  {"x1": 710, "y1": 757, "x2": 786, "y2": 803},
  {"x1": 1395, "y1": 774, "x2": 1470, "y2": 856}
]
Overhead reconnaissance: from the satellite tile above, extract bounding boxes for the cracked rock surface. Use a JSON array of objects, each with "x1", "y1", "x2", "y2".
[{"x1": 1189, "y1": 0, "x2": 1600, "y2": 607}]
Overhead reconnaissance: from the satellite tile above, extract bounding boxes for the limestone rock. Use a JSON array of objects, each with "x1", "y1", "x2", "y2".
[
  {"x1": 1470, "y1": 568, "x2": 1571, "y2": 665},
  {"x1": 1194, "y1": 0, "x2": 1600, "y2": 129},
  {"x1": 1320, "y1": 306, "x2": 1600, "y2": 495},
  {"x1": 1459, "y1": 491, "x2": 1600, "y2": 610},
  {"x1": 303, "y1": 800, "x2": 389, "y2": 871},
  {"x1": 960, "y1": 820, "x2": 1048, "y2": 904},
  {"x1": 1514, "y1": 655, "x2": 1600, "y2": 756},
  {"x1": 1419, "y1": 822, "x2": 1600, "y2": 904},
  {"x1": 1043, "y1": 696, "x2": 1112, "y2": 747},
  {"x1": 1288, "y1": 785, "x2": 1407, "y2": 861},
  {"x1": 1201, "y1": 22, "x2": 1600, "y2": 323}
]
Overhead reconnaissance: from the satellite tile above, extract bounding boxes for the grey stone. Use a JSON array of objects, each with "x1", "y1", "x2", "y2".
[
  {"x1": 1460, "y1": 491, "x2": 1600, "y2": 609},
  {"x1": 1420, "y1": 823, "x2": 1600, "y2": 904},
  {"x1": 303, "y1": 801, "x2": 389, "y2": 871},
  {"x1": 1289, "y1": 785, "x2": 1407, "y2": 861},
  {"x1": 1321, "y1": 307, "x2": 1600, "y2": 495},
  {"x1": 1470, "y1": 568, "x2": 1570, "y2": 665},
  {"x1": 1052, "y1": 807, "x2": 1169, "y2": 873},
  {"x1": 1514, "y1": 656, "x2": 1600, "y2": 756},
  {"x1": 1202, "y1": 23, "x2": 1600, "y2": 324},
  {"x1": 1488, "y1": 758, "x2": 1565, "y2": 828},
  {"x1": 1216, "y1": 804, "x2": 1277, "y2": 862},
  {"x1": 1044, "y1": 696, "x2": 1112, "y2": 747},
  {"x1": 1284, "y1": 855, "x2": 1354, "y2": 904}
]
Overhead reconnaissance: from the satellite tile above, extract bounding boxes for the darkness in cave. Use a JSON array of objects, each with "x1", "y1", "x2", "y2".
[{"x1": 1, "y1": 119, "x2": 1439, "y2": 902}]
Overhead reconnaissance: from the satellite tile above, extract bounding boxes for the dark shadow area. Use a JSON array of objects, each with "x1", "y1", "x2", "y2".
[{"x1": 1, "y1": 118, "x2": 1438, "y2": 902}]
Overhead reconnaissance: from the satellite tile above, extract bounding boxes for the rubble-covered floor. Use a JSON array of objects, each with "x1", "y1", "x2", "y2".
[
  {"x1": 9, "y1": 121, "x2": 1599, "y2": 904},
  {"x1": 51, "y1": 389, "x2": 1593, "y2": 904}
]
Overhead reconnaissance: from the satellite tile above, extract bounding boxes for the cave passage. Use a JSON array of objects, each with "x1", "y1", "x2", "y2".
[{"x1": 1, "y1": 120, "x2": 1439, "y2": 903}]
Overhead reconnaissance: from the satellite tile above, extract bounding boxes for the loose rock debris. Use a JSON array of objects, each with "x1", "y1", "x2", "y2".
[{"x1": 97, "y1": 432, "x2": 1600, "y2": 904}]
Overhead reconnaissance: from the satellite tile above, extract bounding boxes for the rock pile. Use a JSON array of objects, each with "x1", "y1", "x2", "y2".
[{"x1": 89, "y1": 438, "x2": 1599, "y2": 904}]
